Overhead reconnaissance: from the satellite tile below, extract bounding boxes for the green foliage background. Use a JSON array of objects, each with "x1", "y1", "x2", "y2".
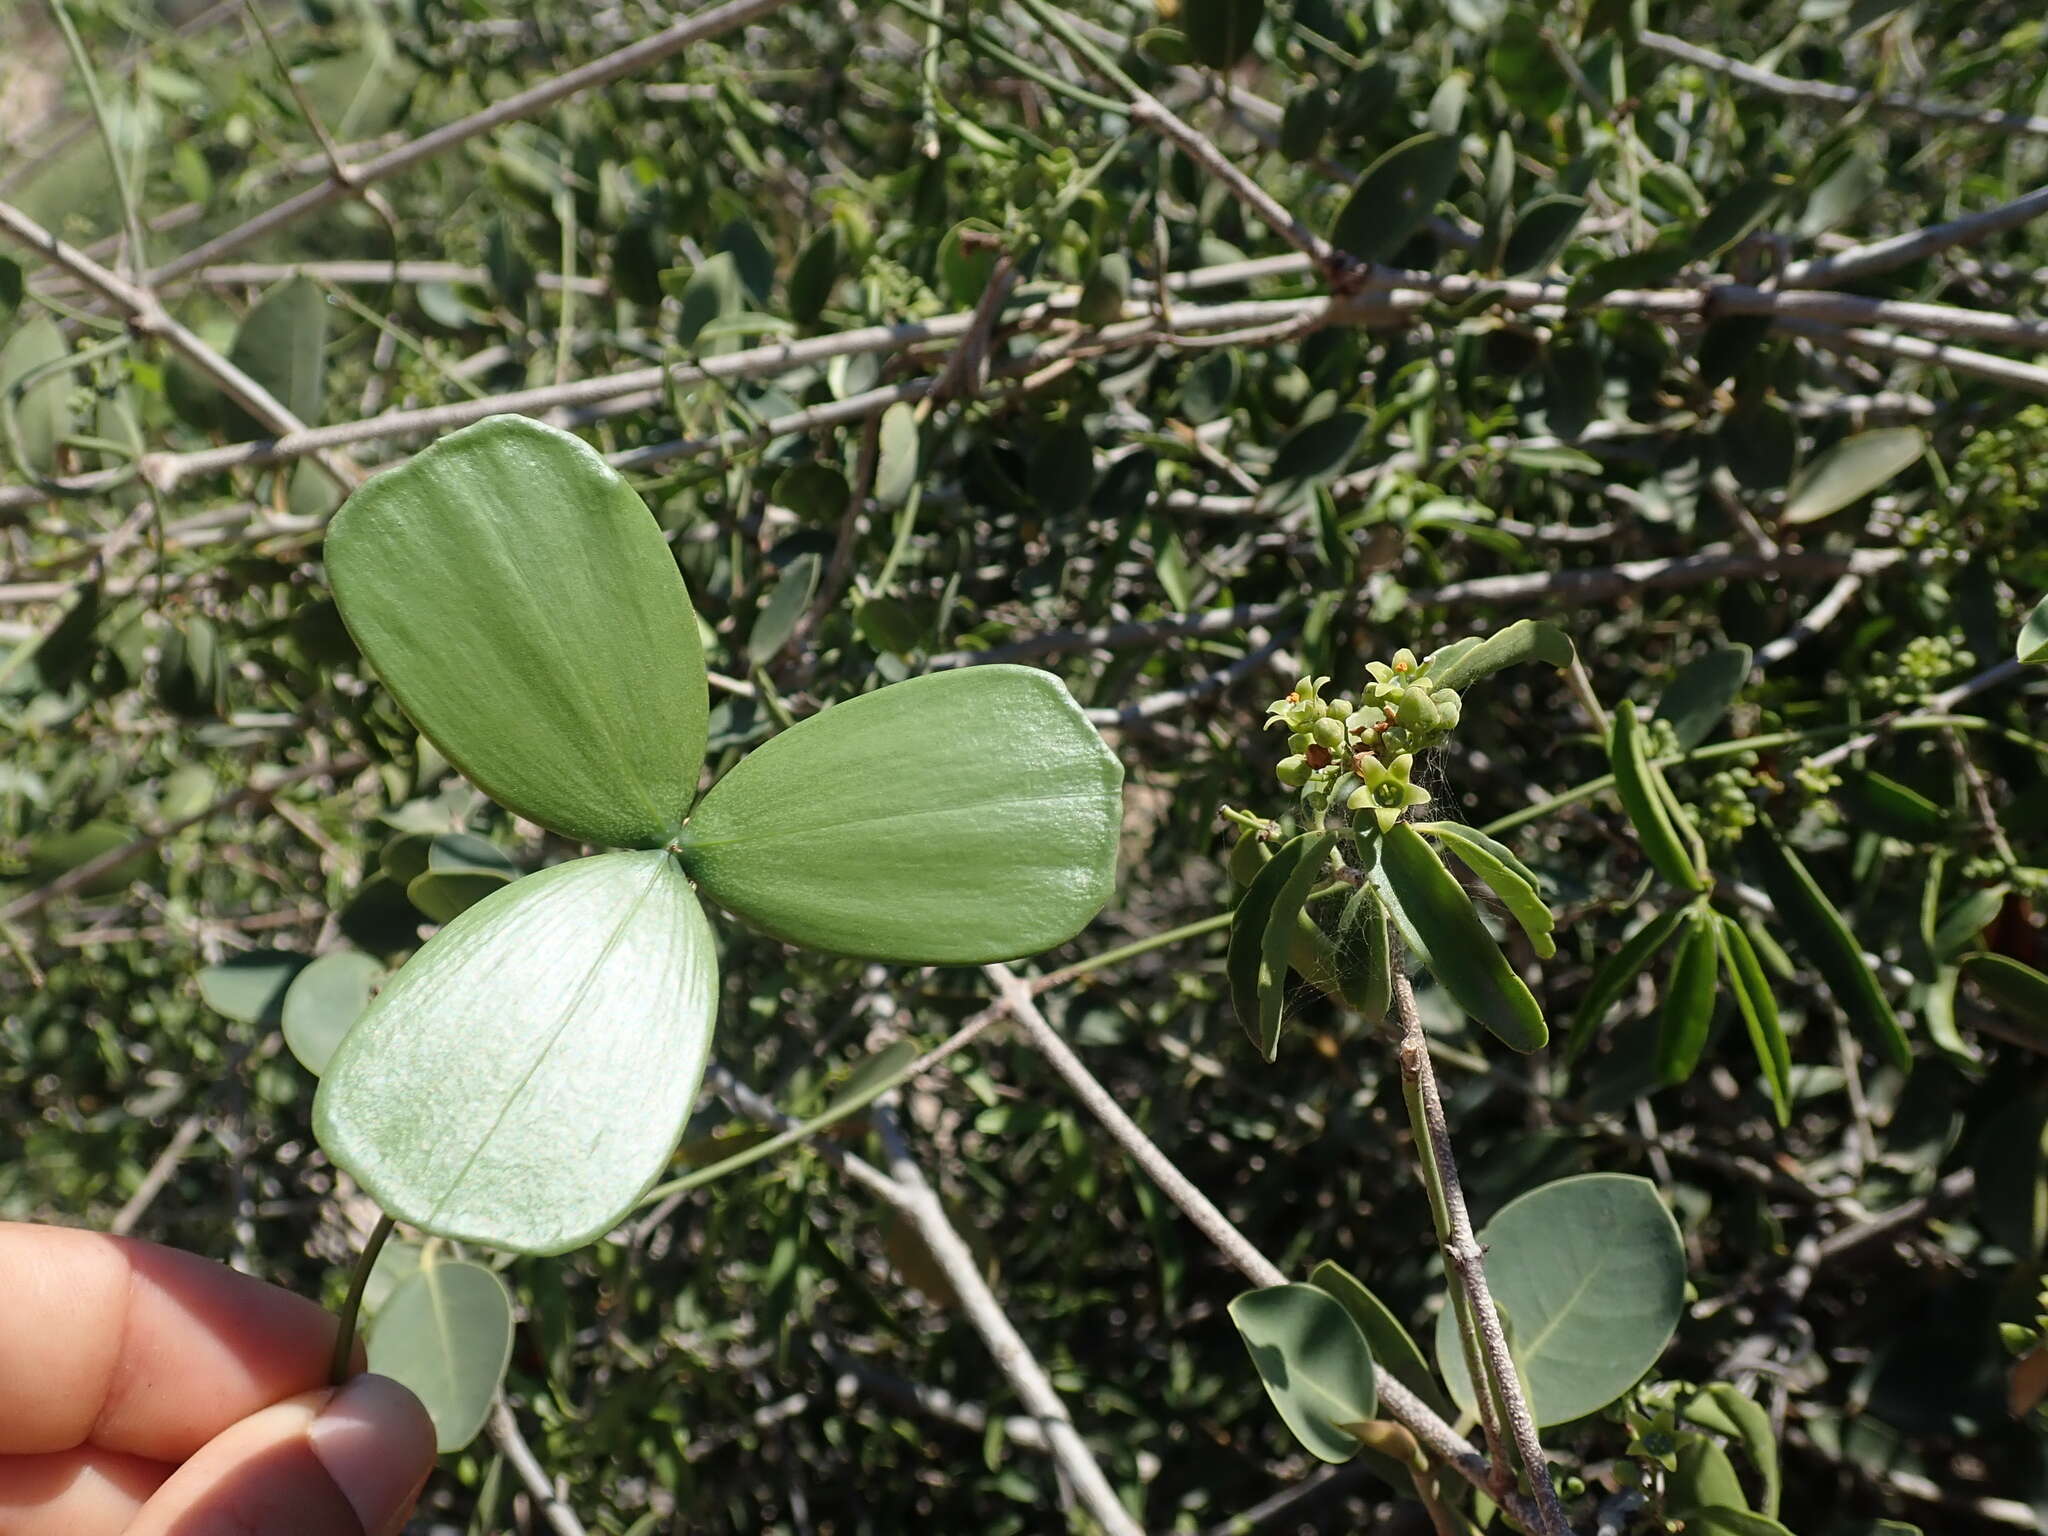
[{"x1": 4, "y1": 0, "x2": 2048, "y2": 1530}]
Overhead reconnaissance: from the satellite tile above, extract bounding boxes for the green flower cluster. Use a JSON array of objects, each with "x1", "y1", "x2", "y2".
[
  {"x1": 1695, "y1": 759, "x2": 1768, "y2": 846},
  {"x1": 1866, "y1": 633, "x2": 1975, "y2": 705},
  {"x1": 1263, "y1": 651, "x2": 1462, "y2": 830}
]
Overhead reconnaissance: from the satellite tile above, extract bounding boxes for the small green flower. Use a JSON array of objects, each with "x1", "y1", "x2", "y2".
[
  {"x1": 1345, "y1": 752, "x2": 1431, "y2": 830},
  {"x1": 1264, "y1": 675, "x2": 1334, "y2": 734}
]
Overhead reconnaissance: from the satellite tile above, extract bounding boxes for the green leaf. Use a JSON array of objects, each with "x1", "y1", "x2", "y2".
[
  {"x1": 874, "y1": 401, "x2": 920, "y2": 508},
  {"x1": 1332, "y1": 882, "x2": 1392, "y2": 1022},
  {"x1": 1567, "y1": 242, "x2": 1686, "y2": 307},
  {"x1": 1609, "y1": 701, "x2": 1709, "y2": 892},
  {"x1": 1425, "y1": 619, "x2": 1572, "y2": 693},
  {"x1": 1963, "y1": 953, "x2": 2048, "y2": 1036},
  {"x1": 1781, "y1": 427, "x2": 1925, "y2": 525},
  {"x1": 324, "y1": 415, "x2": 709, "y2": 850},
  {"x1": 1656, "y1": 909, "x2": 1719, "y2": 1086},
  {"x1": 1684, "y1": 1383, "x2": 1781, "y2": 1518},
  {"x1": 1376, "y1": 822, "x2": 1548, "y2": 1051},
  {"x1": 937, "y1": 219, "x2": 1001, "y2": 306},
  {"x1": 1715, "y1": 913, "x2": 1791, "y2": 1125},
  {"x1": 1263, "y1": 409, "x2": 1367, "y2": 511},
  {"x1": 1181, "y1": 0, "x2": 1264, "y2": 69},
  {"x1": 198, "y1": 949, "x2": 311, "y2": 1026},
  {"x1": 1835, "y1": 770, "x2": 1951, "y2": 841},
  {"x1": 0, "y1": 313, "x2": 77, "y2": 474},
  {"x1": 1568, "y1": 904, "x2": 1691, "y2": 1061},
  {"x1": 776, "y1": 461, "x2": 851, "y2": 525},
  {"x1": 0, "y1": 255, "x2": 20, "y2": 322},
  {"x1": 366, "y1": 1257, "x2": 514, "y2": 1452},
  {"x1": 748, "y1": 552, "x2": 821, "y2": 665},
  {"x1": 1685, "y1": 1512, "x2": 1797, "y2": 1536},
  {"x1": 1229, "y1": 1282, "x2": 1378, "y2": 1464},
  {"x1": 1417, "y1": 821, "x2": 1556, "y2": 958},
  {"x1": 407, "y1": 869, "x2": 513, "y2": 923},
  {"x1": 282, "y1": 949, "x2": 384, "y2": 1075},
  {"x1": 1668, "y1": 1432, "x2": 1751, "y2": 1515},
  {"x1": 669, "y1": 251, "x2": 745, "y2": 348},
  {"x1": 2018, "y1": 594, "x2": 2048, "y2": 665},
  {"x1": 1749, "y1": 827, "x2": 1911, "y2": 1073},
  {"x1": 1501, "y1": 194, "x2": 1586, "y2": 276},
  {"x1": 1656, "y1": 645, "x2": 1751, "y2": 751},
  {"x1": 1933, "y1": 883, "x2": 2009, "y2": 961},
  {"x1": 315, "y1": 851, "x2": 719, "y2": 1254},
  {"x1": 224, "y1": 275, "x2": 328, "y2": 436},
  {"x1": 1331, "y1": 133, "x2": 1461, "y2": 265},
  {"x1": 677, "y1": 666, "x2": 1122, "y2": 963},
  {"x1": 1433, "y1": 1174, "x2": 1684, "y2": 1425},
  {"x1": 1229, "y1": 831, "x2": 1333, "y2": 1060},
  {"x1": 26, "y1": 819, "x2": 155, "y2": 897},
  {"x1": 1688, "y1": 175, "x2": 1787, "y2": 260},
  {"x1": 787, "y1": 223, "x2": 843, "y2": 325},
  {"x1": 1309, "y1": 1260, "x2": 1453, "y2": 1419}
]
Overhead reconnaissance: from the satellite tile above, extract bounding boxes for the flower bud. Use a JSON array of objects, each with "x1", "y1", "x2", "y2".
[
  {"x1": 1326, "y1": 697, "x2": 1353, "y2": 720},
  {"x1": 1276, "y1": 755, "x2": 1311, "y2": 787},
  {"x1": 1311, "y1": 716, "x2": 1346, "y2": 750},
  {"x1": 1289, "y1": 731, "x2": 1313, "y2": 754}
]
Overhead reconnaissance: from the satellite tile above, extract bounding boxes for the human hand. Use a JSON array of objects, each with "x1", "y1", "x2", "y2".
[{"x1": 0, "y1": 1222, "x2": 436, "y2": 1535}]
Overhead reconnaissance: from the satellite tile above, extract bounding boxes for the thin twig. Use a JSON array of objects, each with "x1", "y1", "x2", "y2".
[
  {"x1": 488, "y1": 1398, "x2": 590, "y2": 1536},
  {"x1": 982, "y1": 965, "x2": 1549, "y2": 1529},
  {"x1": 1641, "y1": 30, "x2": 2048, "y2": 140},
  {"x1": 145, "y1": 0, "x2": 801, "y2": 286},
  {"x1": 1391, "y1": 972, "x2": 1572, "y2": 1536}
]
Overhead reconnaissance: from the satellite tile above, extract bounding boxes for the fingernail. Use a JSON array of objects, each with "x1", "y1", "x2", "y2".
[{"x1": 309, "y1": 1373, "x2": 438, "y2": 1536}]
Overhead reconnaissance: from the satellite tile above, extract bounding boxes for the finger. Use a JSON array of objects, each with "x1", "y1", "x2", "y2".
[
  {"x1": 0, "y1": 1222, "x2": 357, "y2": 1460},
  {"x1": 0, "y1": 1447, "x2": 169, "y2": 1536},
  {"x1": 127, "y1": 1374, "x2": 435, "y2": 1536}
]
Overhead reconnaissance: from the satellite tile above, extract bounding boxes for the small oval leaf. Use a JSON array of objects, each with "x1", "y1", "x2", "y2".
[
  {"x1": 282, "y1": 949, "x2": 384, "y2": 1076},
  {"x1": 366, "y1": 1258, "x2": 514, "y2": 1452},
  {"x1": 1230, "y1": 1282, "x2": 1378, "y2": 1464},
  {"x1": 1331, "y1": 133, "x2": 1461, "y2": 266}
]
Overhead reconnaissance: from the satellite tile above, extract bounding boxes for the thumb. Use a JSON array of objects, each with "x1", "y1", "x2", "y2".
[{"x1": 126, "y1": 1374, "x2": 436, "y2": 1536}]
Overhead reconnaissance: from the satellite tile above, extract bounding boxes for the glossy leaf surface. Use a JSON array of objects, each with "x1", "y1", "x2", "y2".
[
  {"x1": 1435, "y1": 1173, "x2": 1684, "y2": 1425},
  {"x1": 325, "y1": 415, "x2": 708, "y2": 850},
  {"x1": 366, "y1": 1257, "x2": 514, "y2": 1452},
  {"x1": 679, "y1": 666, "x2": 1121, "y2": 963},
  {"x1": 316, "y1": 851, "x2": 719, "y2": 1254},
  {"x1": 1230, "y1": 1283, "x2": 1378, "y2": 1463},
  {"x1": 1377, "y1": 822, "x2": 1547, "y2": 1052},
  {"x1": 1610, "y1": 701, "x2": 1708, "y2": 891}
]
